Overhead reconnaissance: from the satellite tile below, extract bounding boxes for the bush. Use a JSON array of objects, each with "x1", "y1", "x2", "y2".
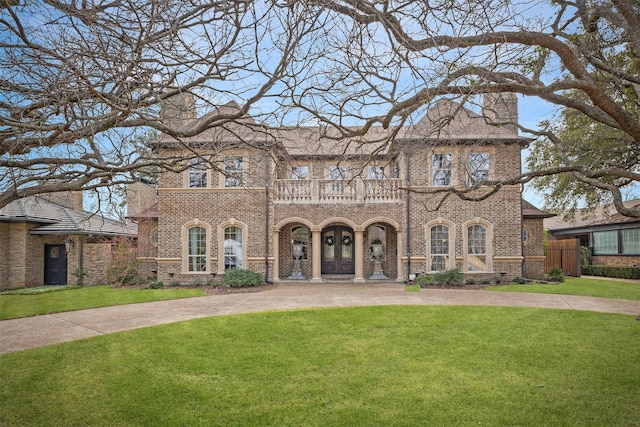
[
  {"x1": 546, "y1": 266, "x2": 565, "y2": 282},
  {"x1": 465, "y1": 278, "x2": 476, "y2": 285},
  {"x1": 513, "y1": 277, "x2": 527, "y2": 284},
  {"x1": 582, "y1": 265, "x2": 640, "y2": 280},
  {"x1": 415, "y1": 274, "x2": 434, "y2": 287},
  {"x1": 493, "y1": 276, "x2": 502, "y2": 284},
  {"x1": 148, "y1": 281, "x2": 164, "y2": 289},
  {"x1": 223, "y1": 269, "x2": 264, "y2": 287},
  {"x1": 433, "y1": 269, "x2": 464, "y2": 286},
  {"x1": 168, "y1": 280, "x2": 181, "y2": 287}
]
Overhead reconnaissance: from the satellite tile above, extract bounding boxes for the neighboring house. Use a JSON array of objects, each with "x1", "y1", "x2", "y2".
[
  {"x1": 0, "y1": 193, "x2": 137, "y2": 289},
  {"x1": 546, "y1": 200, "x2": 640, "y2": 267},
  {"x1": 139, "y1": 93, "x2": 547, "y2": 284}
]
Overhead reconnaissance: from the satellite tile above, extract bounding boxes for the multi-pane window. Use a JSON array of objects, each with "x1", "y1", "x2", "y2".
[
  {"x1": 188, "y1": 159, "x2": 208, "y2": 188},
  {"x1": 367, "y1": 165, "x2": 385, "y2": 180},
  {"x1": 224, "y1": 156, "x2": 243, "y2": 188},
  {"x1": 224, "y1": 226, "x2": 243, "y2": 270},
  {"x1": 430, "y1": 225, "x2": 450, "y2": 271},
  {"x1": 593, "y1": 229, "x2": 640, "y2": 255},
  {"x1": 622, "y1": 229, "x2": 640, "y2": 254},
  {"x1": 467, "y1": 224, "x2": 487, "y2": 271},
  {"x1": 291, "y1": 165, "x2": 309, "y2": 180},
  {"x1": 593, "y1": 231, "x2": 618, "y2": 255},
  {"x1": 433, "y1": 154, "x2": 452, "y2": 186},
  {"x1": 469, "y1": 153, "x2": 490, "y2": 186},
  {"x1": 291, "y1": 226, "x2": 309, "y2": 260},
  {"x1": 188, "y1": 226, "x2": 207, "y2": 272}
]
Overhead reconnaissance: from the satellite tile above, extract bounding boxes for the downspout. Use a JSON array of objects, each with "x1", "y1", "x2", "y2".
[
  {"x1": 264, "y1": 154, "x2": 272, "y2": 283},
  {"x1": 77, "y1": 236, "x2": 84, "y2": 286},
  {"x1": 405, "y1": 150, "x2": 411, "y2": 282},
  {"x1": 520, "y1": 184, "x2": 525, "y2": 278}
]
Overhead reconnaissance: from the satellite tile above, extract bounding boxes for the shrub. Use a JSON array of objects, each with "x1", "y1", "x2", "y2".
[
  {"x1": 433, "y1": 269, "x2": 464, "y2": 286},
  {"x1": 415, "y1": 274, "x2": 434, "y2": 287},
  {"x1": 546, "y1": 266, "x2": 565, "y2": 282},
  {"x1": 582, "y1": 265, "x2": 640, "y2": 280},
  {"x1": 168, "y1": 280, "x2": 181, "y2": 287},
  {"x1": 465, "y1": 278, "x2": 476, "y2": 285},
  {"x1": 513, "y1": 277, "x2": 527, "y2": 284},
  {"x1": 493, "y1": 276, "x2": 502, "y2": 284},
  {"x1": 223, "y1": 269, "x2": 264, "y2": 288},
  {"x1": 148, "y1": 281, "x2": 164, "y2": 289}
]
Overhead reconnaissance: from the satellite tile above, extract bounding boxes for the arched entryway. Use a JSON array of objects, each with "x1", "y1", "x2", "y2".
[{"x1": 321, "y1": 225, "x2": 355, "y2": 275}]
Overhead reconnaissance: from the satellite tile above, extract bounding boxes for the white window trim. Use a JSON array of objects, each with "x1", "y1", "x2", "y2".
[
  {"x1": 462, "y1": 218, "x2": 493, "y2": 273},
  {"x1": 425, "y1": 219, "x2": 456, "y2": 272},
  {"x1": 181, "y1": 219, "x2": 211, "y2": 274},
  {"x1": 217, "y1": 219, "x2": 248, "y2": 273},
  {"x1": 432, "y1": 152, "x2": 453, "y2": 187},
  {"x1": 183, "y1": 158, "x2": 211, "y2": 189}
]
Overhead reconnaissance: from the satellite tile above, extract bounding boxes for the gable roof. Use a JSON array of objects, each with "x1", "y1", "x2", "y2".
[
  {"x1": 0, "y1": 196, "x2": 137, "y2": 237},
  {"x1": 522, "y1": 200, "x2": 555, "y2": 219}
]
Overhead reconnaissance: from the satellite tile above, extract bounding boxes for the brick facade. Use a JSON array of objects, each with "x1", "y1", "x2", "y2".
[{"x1": 147, "y1": 95, "x2": 542, "y2": 285}]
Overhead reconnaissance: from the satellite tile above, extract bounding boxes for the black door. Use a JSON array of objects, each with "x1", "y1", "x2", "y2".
[
  {"x1": 44, "y1": 244, "x2": 67, "y2": 285},
  {"x1": 321, "y1": 226, "x2": 355, "y2": 274}
]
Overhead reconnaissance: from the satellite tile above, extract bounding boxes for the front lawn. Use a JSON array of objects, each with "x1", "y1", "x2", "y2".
[
  {"x1": 0, "y1": 285, "x2": 206, "y2": 320},
  {"x1": 489, "y1": 277, "x2": 640, "y2": 300},
  {"x1": 1, "y1": 306, "x2": 638, "y2": 426}
]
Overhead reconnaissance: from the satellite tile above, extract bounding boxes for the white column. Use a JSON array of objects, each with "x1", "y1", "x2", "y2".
[
  {"x1": 396, "y1": 229, "x2": 404, "y2": 282},
  {"x1": 272, "y1": 230, "x2": 280, "y2": 282},
  {"x1": 354, "y1": 228, "x2": 365, "y2": 283},
  {"x1": 311, "y1": 229, "x2": 323, "y2": 282}
]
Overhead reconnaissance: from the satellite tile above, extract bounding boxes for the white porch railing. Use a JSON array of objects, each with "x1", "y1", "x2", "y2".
[{"x1": 274, "y1": 179, "x2": 403, "y2": 203}]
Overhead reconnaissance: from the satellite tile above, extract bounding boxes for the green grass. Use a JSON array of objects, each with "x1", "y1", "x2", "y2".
[
  {"x1": 0, "y1": 285, "x2": 206, "y2": 320},
  {"x1": 1, "y1": 305, "x2": 639, "y2": 426},
  {"x1": 490, "y1": 277, "x2": 640, "y2": 300}
]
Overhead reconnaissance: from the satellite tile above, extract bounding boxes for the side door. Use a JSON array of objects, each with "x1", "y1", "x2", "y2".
[{"x1": 44, "y1": 244, "x2": 68, "y2": 285}]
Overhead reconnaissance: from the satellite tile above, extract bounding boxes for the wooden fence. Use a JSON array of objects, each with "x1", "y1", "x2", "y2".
[{"x1": 545, "y1": 238, "x2": 581, "y2": 277}]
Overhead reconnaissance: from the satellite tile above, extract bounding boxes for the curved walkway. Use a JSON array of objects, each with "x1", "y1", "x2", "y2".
[{"x1": 2, "y1": 283, "x2": 640, "y2": 355}]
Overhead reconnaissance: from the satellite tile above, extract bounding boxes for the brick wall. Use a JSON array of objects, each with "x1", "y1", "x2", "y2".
[
  {"x1": 154, "y1": 137, "x2": 528, "y2": 283},
  {"x1": 592, "y1": 255, "x2": 640, "y2": 267}
]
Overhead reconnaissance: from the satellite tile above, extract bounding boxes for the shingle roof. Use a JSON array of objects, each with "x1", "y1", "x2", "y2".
[
  {"x1": 544, "y1": 199, "x2": 640, "y2": 231},
  {"x1": 0, "y1": 196, "x2": 137, "y2": 236},
  {"x1": 522, "y1": 200, "x2": 555, "y2": 219}
]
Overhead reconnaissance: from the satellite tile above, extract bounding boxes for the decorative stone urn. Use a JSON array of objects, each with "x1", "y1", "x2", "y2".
[
  {"x1": 288, "y1": 242, "x2": 305, "y2": 280},
  {"x1": 369, "y1": 242, "x2": 388, "y2": 280}
]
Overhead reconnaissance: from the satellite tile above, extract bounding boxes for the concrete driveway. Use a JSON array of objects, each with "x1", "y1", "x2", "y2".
[{"x1": 2, "y1": 283, "x2": 640, "y2": 355}]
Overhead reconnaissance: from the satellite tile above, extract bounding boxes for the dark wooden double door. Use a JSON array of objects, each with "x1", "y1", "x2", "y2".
[{"x1": 321, "y1": 226, "x2": 355, "y2": 275}]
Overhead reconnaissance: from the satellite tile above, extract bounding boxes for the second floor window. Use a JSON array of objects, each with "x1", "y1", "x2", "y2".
[
  {"x1": 469, "y1": 153, "x2": 490, "y2": 186},
  {"x1": 188, "y1": 159, "x2": 208, "y2": 188},
  {"x1": 433, "y1": 154, "x2": 452, "y2": 186},
  {"x1": 367, "y1": 165, "x2": 385, "y2": 180},
  {"x1": 224, "y1": 156, "x2": 243, "y2": 188},
  {"x1": 291, "y1": 165, "x2": 309, "y2": 180}
]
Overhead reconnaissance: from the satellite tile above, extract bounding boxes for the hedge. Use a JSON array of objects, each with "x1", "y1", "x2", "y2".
[{"x1": 582, "y1": 265, "x2": 640, "y2": 280}]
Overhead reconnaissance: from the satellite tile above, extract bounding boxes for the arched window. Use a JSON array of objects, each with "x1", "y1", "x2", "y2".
[
  {"x1": 224, "y1": 226, "x2": 243, "y2": 270},
  {"x1": 430, "y1": 224, "x2": 450, "y2": 271},
  {"x1": 467, "y1": 224, "x2": 487, "y2": 272},
  {"x1": 188, "y1": 226, "x2": 207, "y2": 272}
]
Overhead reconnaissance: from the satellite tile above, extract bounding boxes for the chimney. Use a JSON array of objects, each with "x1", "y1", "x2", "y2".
[
  {"x1": 161, "y1": 92, "x2": 197, "y2": 129},
  {"x1": 41, "y1": 191, "x2": 84, "y2": 212},
  {"x1": 483, "y1": 92, "x2": 518, "y2": 134}
]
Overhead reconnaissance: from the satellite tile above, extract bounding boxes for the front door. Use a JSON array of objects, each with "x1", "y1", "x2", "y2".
[
  {"x1": 44, "y1": 244, "x2": 67, "y2": 285},
  {"x1": 321, "y1": 226, "x2": 355, "y2": 274}
]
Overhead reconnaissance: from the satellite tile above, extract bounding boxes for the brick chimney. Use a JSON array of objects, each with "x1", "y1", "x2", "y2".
[
  {"x1": 160, "y1": 92, "x2": 197, "y2": 129},
  {"x1": 483, "y1": 92, "x2": 518, "y2": 134}
]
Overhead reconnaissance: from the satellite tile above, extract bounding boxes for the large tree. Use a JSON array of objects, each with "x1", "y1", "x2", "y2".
[{"x1": 2, "y1": 0, "x2": 639, "y2": 217}]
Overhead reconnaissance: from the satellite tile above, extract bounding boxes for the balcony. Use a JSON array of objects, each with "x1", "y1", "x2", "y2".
[{"x1": 274, "y1": 179, "x2": 403, "y2": 204}]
